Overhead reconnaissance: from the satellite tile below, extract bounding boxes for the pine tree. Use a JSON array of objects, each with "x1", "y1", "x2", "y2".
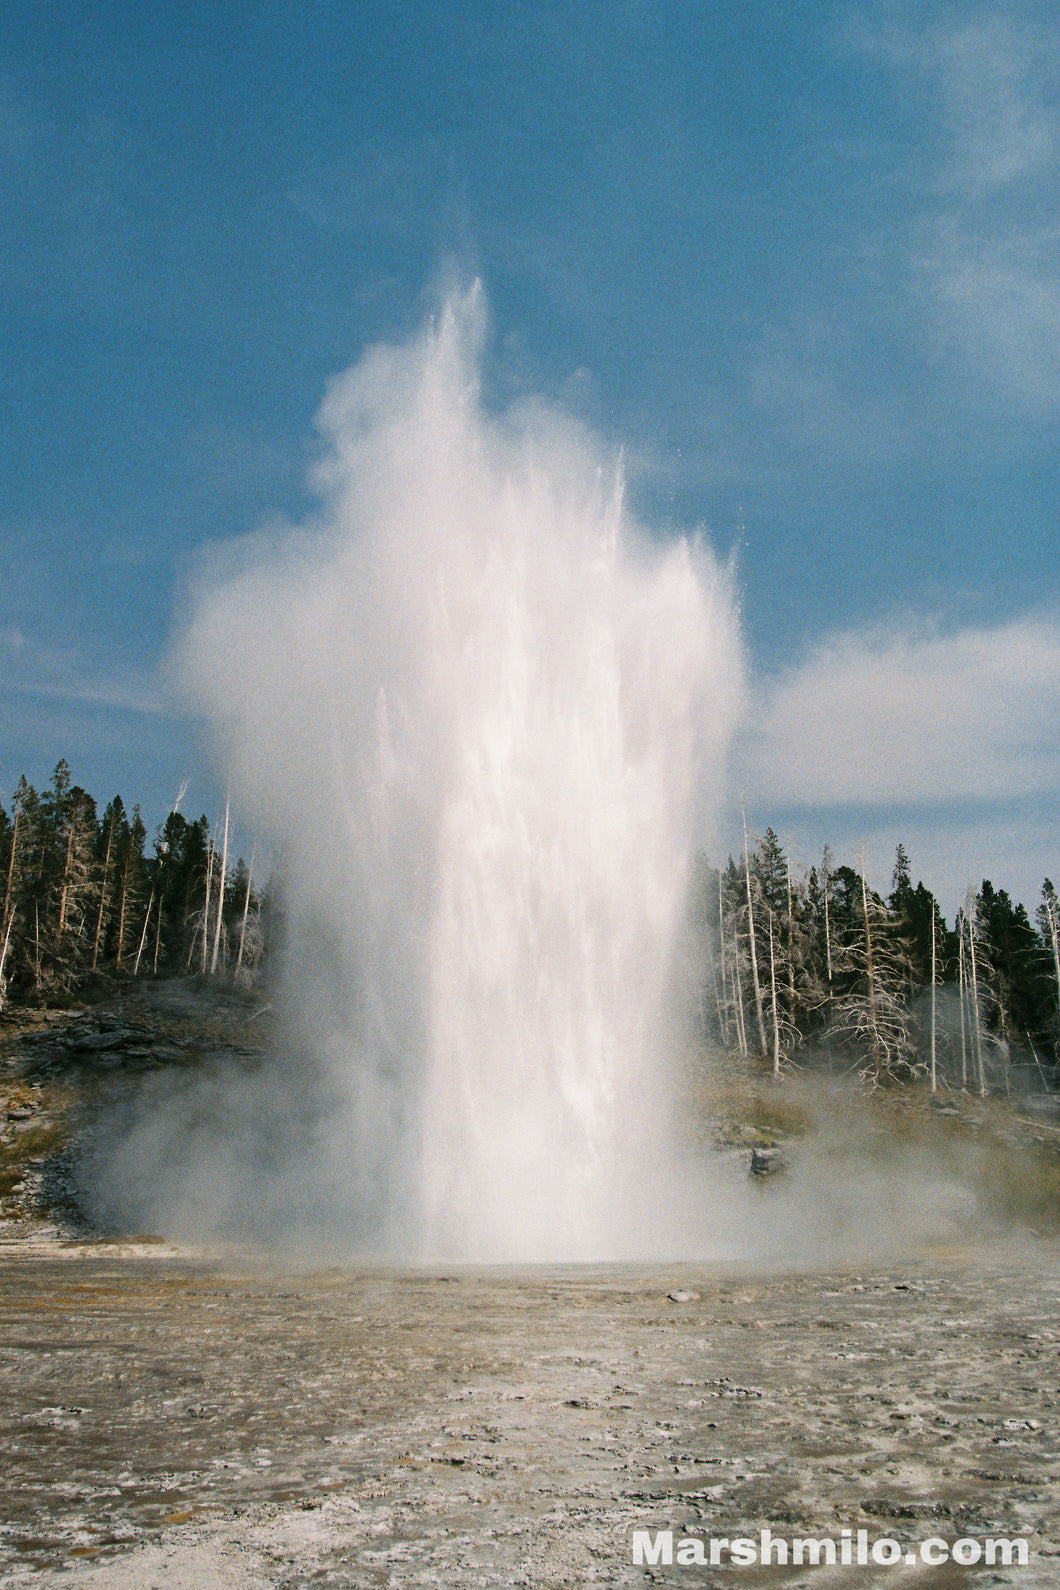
[
  {"x1": 91, "y1": 797, "x2": 127, "y2": 969},
  {"x1": 749, "y1": 827, "x2": 788, "y2": 1069},
  {"x1": 27, "y1": 763, "x2": 98, "y2": 993},
  {"x1": 720, "y1": 855, "x2": 749, "y2": 1057},
  {"x1": 806, "y1": 852, "x2": 836, "y2": 1035},
  {"x1": 0, "y1": 779, "x2": 37, "y2": 1006},
  {"x1": 971, "y1": 881, "x2": 1054, "y2": 1090},
  {"x1": 113, "y1": 807, "x2": 147, "y2": 969}
]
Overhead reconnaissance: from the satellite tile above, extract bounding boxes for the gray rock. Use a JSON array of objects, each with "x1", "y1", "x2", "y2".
[{"x1": 750, "y1": 1146, "x2": 785, "y2": 1177}]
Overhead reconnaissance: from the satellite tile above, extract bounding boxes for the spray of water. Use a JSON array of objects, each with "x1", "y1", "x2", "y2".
[{"x1": 172, "y1": 284, "x2": 745, "y2": 1260}]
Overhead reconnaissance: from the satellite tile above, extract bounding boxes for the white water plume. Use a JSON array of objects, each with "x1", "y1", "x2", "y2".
[{"x1": 176, "y1": 283, "x2": 745, "y2": 1260}]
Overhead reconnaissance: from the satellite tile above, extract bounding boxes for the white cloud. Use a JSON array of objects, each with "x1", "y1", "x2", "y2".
[
  {"x1": 919, "y1": 15, "x2": 1055, "y2": 195},
  {"x1": 923, "y1": 13, "x2": 1060, "y2": 407},
  {"x1": 728, "y1": 610, "x2": 1060, "y2": 910},
  {"x1": 739, "y1": 612, "x2": 1060, "y2": 807}
]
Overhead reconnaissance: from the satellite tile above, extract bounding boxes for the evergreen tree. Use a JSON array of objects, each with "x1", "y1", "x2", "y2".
[
  {"x1": 112, "y1": 806, "x2": 147, "y2": 969},
  {"x1": 748, "y1": 827, "x2": 790, "y2": 1070},
  {"x1": 0, "y1": 778, "x2": 38, "y2": 1005},
  {"x1": 976, "y1": 881, "x2": 1052, "y2": 1060},
  {"x1": 889, "y1": 843, "x2": 913, "y2": 915},
  {"x1": 24, "y1": 762, "x2": 99, "y2": 994},
  {"x1": 957, "y1": 891, "x2": 995, "y2": 1095},
  {"x1": 92, "y1": 797, "x2": 127, "y2": 969},
  {"x1": 719, "y1": 854, "x2": 750, "y2": 1057}
]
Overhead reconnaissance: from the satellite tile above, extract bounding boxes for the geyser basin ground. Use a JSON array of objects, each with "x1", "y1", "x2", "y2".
[
  {"x1": 0, "y1": 1243, "x2": 1057, "y2": 1588},
  {"x1": 5, "y1": 991, "x2": 1060, "y2": 1584}
]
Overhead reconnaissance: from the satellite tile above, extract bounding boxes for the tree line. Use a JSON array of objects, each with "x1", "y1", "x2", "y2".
[
  {"x1": 3, "y1": 761, "x2": 1057, "y2": 1097},
  {"x1": 687, "y1": 825, "x2": 1060, "y2": 1091},
  {"x1": 0, "y1": 761, "x2": 264, "y2": 1008}
]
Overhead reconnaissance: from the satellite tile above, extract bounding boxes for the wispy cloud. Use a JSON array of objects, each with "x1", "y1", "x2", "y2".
[
  {"x1": 0, "y1": 626, "x2": 163, "y2": 717},
  {"x1": 928, "y1": 223, "x2": 1060, "y2": 411},
  {"x1": 920, "y1": 14, "x2": 1055, "y2": 196},
  {"x1": 846, "y1": 9, "x2": 1058, "y2": 191},
  {"x1": 851, "y1": 6, "x2": 1060, "y2": 412}
]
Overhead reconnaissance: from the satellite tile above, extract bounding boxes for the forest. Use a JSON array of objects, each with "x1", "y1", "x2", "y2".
[
  {"x1": 0, "y1": 760, "x2": 263, "y2": 1007},
  {"x1": 686, "y1": 826, "x2": 1060, "y2": 1093},
  {"x1": 1, "y1": 759, "x2": 1058, "y2": 1097}
]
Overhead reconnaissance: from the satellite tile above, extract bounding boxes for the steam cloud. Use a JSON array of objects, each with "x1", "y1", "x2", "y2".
[{"x1": 132, "y1": 284, "x2": 741, "y2": 1259}]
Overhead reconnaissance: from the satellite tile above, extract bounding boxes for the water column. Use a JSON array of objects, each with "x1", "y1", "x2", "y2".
[{"x1": 179, "y1": 283, "x2": 744, "y2": 1259}]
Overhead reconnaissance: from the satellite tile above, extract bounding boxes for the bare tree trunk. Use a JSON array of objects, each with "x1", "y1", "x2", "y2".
[
  {"x1": 731, "y1": 957, "x2": 748, "y2": 1059},
  {"x1": 133, "y1": 889, "x2": 155, "y2": 976},
  {"x1": 1045, "y1": 893, "x2": 1060, "y2": 1025},
  {"x1": 707, "y1": 951, "x2": 725, "y2": 1048},
  {"x1": 115, "y1": 856, "x2": 131, "y2": 969},
  {"x1": 930, "y1": 904, "x2": 937, "y2": 1093},
  {"x1": 56, "y1": 809, "x2": 78, "y2": 939},
  {"x1": 958, "y1": 914, "x2": 968, "y2": 1087},
  {"x1": 200, "y1": 841, "x2": 213, "y2": 977},
  {"x1": 860, "y1": 856, "x2": 881, "y2": 1084},
  {"x1": 742, "y1": 808, "x2": 767, "y2": 1057},
  {"x1": 966, "y1": 904, "x2": 986, "y2": 1096},
  {"x1": 0, "y1": 797, "x2": 21, "y2": 1005},
  {"x1": 716, "y1": 876, "x2": 729, "y2": 1048},
  {"x1": 0, "y1": 912, "x2": 13, "y2": 1007},
  {"x1": 209, "y1": 796, "x2": 230, "y2": 977},
  {"x1": 149, "y1": 778, "x2": 189, "y2": 979},
  {"x1": 1028, "y1": 1035, "x2": 1051, "y2": 1090},
  {"x1": 152, "y1": 895, "x2": 164, "y2": 977},
  {"x1": 785, "y1": 848, "x2": 796, "y2": 1033},
  {"x1": 91, "y1": 816, "x2": 115, "y2": 970},
  {"x1": 768, "y1": 913, "x2": 781, "y2": 1076},
  {"x1": 0, "y1": 797, "x2": 18, "y2": 931},
  {"x1": 822, "y1": 847, "x2": 834, "y2": 988},
  {"x1": 234, "y1": 841, "x2": 256, "y2": 984}
]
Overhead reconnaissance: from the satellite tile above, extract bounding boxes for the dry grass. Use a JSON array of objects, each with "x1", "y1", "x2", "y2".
[{"x1": 0, "y1": 1112, "x2": 73, "y2": 1201}]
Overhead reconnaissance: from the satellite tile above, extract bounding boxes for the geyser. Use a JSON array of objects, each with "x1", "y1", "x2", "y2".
[{"x1": 179, "y1": 285, "x2": 744, "y2": 1260}]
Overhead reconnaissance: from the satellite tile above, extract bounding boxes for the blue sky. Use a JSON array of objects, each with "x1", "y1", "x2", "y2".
[{"x1": 2, "y1": 0, "x2": 1059, "y2": 914}]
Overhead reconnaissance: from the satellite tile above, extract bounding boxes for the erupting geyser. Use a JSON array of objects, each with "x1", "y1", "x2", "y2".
[{"x1": 180, "y1": 284, "x2": 744, "y2": 1260}]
